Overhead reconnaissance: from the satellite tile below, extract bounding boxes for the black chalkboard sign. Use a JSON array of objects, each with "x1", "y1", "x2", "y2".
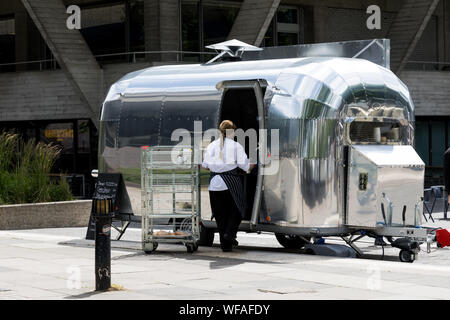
[
  {"x1": 93, "y1": 176, "x2": 120, "y2": 200},
  {"x1": 86, "y1": 173, "x2": 133, "y2": 240}
]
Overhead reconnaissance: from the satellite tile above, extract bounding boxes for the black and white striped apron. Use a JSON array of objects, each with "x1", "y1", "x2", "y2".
[{"x1": 210, "y1": 167, "x2": 246, "y2": 218}]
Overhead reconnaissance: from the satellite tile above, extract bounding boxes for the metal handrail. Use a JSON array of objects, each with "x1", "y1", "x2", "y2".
[
  {"x1": 407, "y1": 60, "x2": 450, "y2": 65},
  {"x1": 94, "y1": 50, "x2": 216, "y2": 58},
  {"x1": 0, "y1": 58, "x2": 57, "y2": 67},
  {"x1": 2, "y1": 52, "x2": 449, "y2": 68},
  {"x1": 0, "y1": 50, "x2": 216, "y2": 68},
  {"x1": 404, "y1": 60, "x2": 450, "y2": 71}
]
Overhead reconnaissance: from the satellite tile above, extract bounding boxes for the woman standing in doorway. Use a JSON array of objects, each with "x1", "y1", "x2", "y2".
[{"x1": 201, "y1": 120, "x2": 254, "y2": 252}]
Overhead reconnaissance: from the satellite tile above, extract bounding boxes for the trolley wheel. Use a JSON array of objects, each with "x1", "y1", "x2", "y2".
[
  {"x1": 275, "y1": 233, "x2": 309, "y2": 249},
  {"x1": 186, "y1": 243, "x2": 196, "y2": 253},
  {"x1": 143, "y1": 242, "x2": 158, "y2": 254},
  {"x1": 198, "y1": 224, "x2": 215, "y2": 247},
  {"x1": 399, "y1": 249, "x2": 415, "y2": 263}
]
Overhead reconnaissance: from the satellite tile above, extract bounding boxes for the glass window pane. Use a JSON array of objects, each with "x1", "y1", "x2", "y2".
[
  {"x1": 277, "y1": 8, "x2": 298, "y2": 24},
  {"x1": 203, "y1": 5, "x2": 239, "y2": 47},
  {"x1": 263, "y1": 21, "x2": 274, "y2": 47},
  {"x1": 182, "y1": 3, "x2": 200, "y2": 62},
  {"x1": 0, "y1": 18, "x2": 15, "y2": 72},
  {"x1": 448, "y1": 122, "x2": 450, "y2": 150},
  {"x1": 82, "y1": 4, "x2": 126, "y2": 28},
  {"x1": 25, "y1": 126, "x2": 37, "y2": 141},
  {"x1": 130, "y1": 0, "x2": 145, "y2": 52},
  {"x1": 80, "y1": 4, "x2": 126, "y2": 60},
  {"x1": 431, "y1": 121, "x2": 445, "y2": 166},
  {"x1": 277, "y1": 32, "x2": 298, "y2": 46},
  {"x1": 77, "y1": 120, "x2": 91, "y2": 154},
  {"x1": 41, "y1": 123, "x2": 74, "y2": 154},
  {"x1": 415, "y1": 121, "x2": 429, "y2": 165},
  {"x1": 349, "y1": 121, "x2": 403, "y2": 144}
]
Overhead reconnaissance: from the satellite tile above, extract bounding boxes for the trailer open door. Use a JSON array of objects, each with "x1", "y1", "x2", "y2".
[{"x1": 216, "y1": 80, "x2": 267, "y2": 229}]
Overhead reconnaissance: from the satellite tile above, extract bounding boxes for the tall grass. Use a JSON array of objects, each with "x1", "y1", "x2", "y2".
[{"x1": 0, "y1": 132, "x2": 74, "y2": 204}]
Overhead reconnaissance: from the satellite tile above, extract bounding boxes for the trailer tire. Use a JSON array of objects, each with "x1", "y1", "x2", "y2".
[
  {"x1": 198, "y1": 224, "x2": 215, "y2": 247},
  {"x1": 275, "y1": 233, "x2": 309, "y2": 249},
  {"x1": 399, "y1": 249, "x2": 415, "y2": 263}
]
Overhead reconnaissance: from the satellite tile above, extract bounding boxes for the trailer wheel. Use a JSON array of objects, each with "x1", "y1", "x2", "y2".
[
  {"x1": 198, "y1": 224, "x2": 215, "y2": 247},
  {"x1": 275, "y1": 233, "x2": 309, "y2": 249},
  {"x1": 399, "y1": 249, "x2": 415, "y2": 263}
]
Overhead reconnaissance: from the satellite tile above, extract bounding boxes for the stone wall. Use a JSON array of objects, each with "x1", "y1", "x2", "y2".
[{"x1": 0, "y1": 200, "x2": 91, "y2": 230}]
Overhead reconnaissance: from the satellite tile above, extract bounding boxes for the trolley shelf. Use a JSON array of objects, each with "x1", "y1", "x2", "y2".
[
  {"x1": 145, "y1": 214, "x2": 195, "y2": 219},
  {"x1": 143, "y1": 190, "x2": 196, "y2": 194},
  {"x1": 141, "y1": 145, "x2": 201, "y2": 253}
]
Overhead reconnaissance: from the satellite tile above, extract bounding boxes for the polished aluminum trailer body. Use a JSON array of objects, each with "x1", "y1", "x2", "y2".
[{"x1": 100, "y1": 42, "x2": 425, "y2": 240}]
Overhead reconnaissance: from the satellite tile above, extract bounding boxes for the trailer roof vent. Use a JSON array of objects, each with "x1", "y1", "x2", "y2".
[{"x1": 205, "y1": 39, "x2": 262, "y2": 64}]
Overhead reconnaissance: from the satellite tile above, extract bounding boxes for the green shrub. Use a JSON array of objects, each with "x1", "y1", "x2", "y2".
[{"x1": 0, "y1": 132, "x2": 74, "y2": 204}]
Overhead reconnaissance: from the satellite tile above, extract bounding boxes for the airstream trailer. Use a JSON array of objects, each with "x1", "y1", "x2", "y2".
[{"x1": 99, "y1": 39, "x2": 429, "y2": 262}]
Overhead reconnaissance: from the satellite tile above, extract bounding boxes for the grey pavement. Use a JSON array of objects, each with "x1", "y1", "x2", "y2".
[{"x1": 0, "y1": 212, "x2": 449, "y2": 300}]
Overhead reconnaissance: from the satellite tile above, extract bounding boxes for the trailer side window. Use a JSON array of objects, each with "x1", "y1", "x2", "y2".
[{"x1": 349, "y1": 121, "x2": 404, "y2": 144}]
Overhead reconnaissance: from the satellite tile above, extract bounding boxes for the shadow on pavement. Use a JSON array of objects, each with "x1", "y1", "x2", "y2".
[
  {"x1": 59, "y1": 237, "x2": 404, "y2": 267},
  {"x1": 64, "y1": 290, "x2": 107, "y2": 299}
]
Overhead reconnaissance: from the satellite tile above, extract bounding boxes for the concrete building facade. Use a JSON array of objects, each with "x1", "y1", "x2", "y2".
[{"x1": 0, "y1": 0, "x2": 449, "y2": 196}]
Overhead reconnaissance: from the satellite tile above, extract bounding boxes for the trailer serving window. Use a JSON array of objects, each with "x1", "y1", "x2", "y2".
[{"x1": 347, "y1": 119, "x2": 407, "y2": 144}]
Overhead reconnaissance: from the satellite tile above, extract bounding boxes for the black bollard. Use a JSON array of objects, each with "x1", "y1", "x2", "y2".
[{"x1": 93, "y1": 198, "x2": 114, "y2": 291}]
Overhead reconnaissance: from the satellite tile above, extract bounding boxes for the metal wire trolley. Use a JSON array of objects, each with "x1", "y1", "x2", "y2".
[{"x1": 141, "y1": 145, "x2": 201, "y2": 253}]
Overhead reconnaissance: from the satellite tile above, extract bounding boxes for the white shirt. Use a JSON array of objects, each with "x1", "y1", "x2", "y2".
[{"x1": 201, "y1": 138, "x2": 250, "y2": 191}]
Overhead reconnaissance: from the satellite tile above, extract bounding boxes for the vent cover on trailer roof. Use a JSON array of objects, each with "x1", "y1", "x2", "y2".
[{"x1": 205, "y1": 39, "x2": 263, "y2": 64}]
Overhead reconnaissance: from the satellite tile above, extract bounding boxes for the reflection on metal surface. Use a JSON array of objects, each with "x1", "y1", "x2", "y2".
[
  {"x1": 347, "y1": 145, "x2": 424, "y2": 228},
  {"x1": 100, "y1": 40, "x2": 419, "y2": 229}
]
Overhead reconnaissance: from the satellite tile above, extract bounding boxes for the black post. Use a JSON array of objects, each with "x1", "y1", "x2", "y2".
[{"x1": 93, "y1": 198, "x2": 114, "y2": 291}]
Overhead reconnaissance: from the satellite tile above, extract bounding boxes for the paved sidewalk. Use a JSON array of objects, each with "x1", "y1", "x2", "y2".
[{"x1": 0, "y1": 213, "x2": 449, "y2": 300}]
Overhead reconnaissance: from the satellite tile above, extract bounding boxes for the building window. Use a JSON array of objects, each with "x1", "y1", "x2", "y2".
[
  {"x1": 415, "y1": 121, "x2": 429, "y2": 165},
  {"x1": 77, "y1": 120, "x2": 91, "y2": 154},
  {"x1": 277, "y1": 7, "x2": 298, "y2": 24},
  {"x1": 263, "y1": 22, "x2": 274, "y2": 47},
  {"x1": 448, "y1": 122, "x2": 450, "y2": 150},
  {"x1": 80, "y1": 3, "x2": 127, "y2": 61},
  {"x1": 181, "y1": 1, "x2": 240, "y2": 62},
  {"x1": 41, "y1": 123, "x2": 74, "y2": 154},
  {"x1": 277, "y1": 32, "x2": 298, "y2": 46},
  {"x1": 181, "y1": 2, "x2": 200, "y2": 61},
  {"x1": 202, "y1": 4, "x2": 239, "y2": 47},
  {"x1": 263, "y1": 6, "x2": 303, "y2": 47},
  {"x1": 129, "y1": 0, "x2": 144, "y2": 53},
  {"x1": 0, "y1": 17, "x2": 15, "y2": 72},
  {"x1": 431, "y1": 121, "x2": 446, "y2": 167},
  {"x1": 415, "y1": 117, "x2": 450, "y2": 187},
  {"x1": 180, "y1": 2, "x2": 304, "y2": 61},
  {"x1": 0, "y1": 120, "x2": 97, "y2": 197}
]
